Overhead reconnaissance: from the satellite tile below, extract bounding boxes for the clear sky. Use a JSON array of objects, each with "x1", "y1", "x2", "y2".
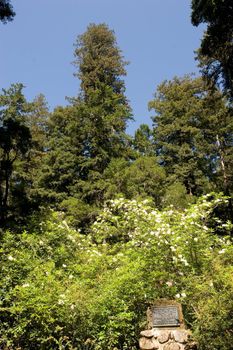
[{"x1": 1, "y1": 0, "x2": 205, "y2": 134}]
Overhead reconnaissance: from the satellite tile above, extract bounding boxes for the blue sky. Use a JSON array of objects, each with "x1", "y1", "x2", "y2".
[{"x1": 1, "y1": 0, "x2": 205, "y2": 134}]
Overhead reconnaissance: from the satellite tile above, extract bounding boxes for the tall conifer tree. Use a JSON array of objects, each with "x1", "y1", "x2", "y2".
[
  {"x1": 191, "y1": 0, "x2": 233, "y2": 100},
  {"x1": 0, "y1": 84, "x2": 32, "y2": 225},
  {"x1": 72, "y1": 23, "x2": 132, "y2": 174},
  {"x1": 149, "y1": 76, "x2": 233, "y2": 196},
  {"x1": 39, "y1": 24, "x2": 132, "y2": 227}
]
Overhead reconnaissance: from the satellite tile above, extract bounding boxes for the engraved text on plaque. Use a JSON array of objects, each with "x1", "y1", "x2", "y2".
[{"x1": 152, "y1": 306, "x2": 180, "y2": 327}]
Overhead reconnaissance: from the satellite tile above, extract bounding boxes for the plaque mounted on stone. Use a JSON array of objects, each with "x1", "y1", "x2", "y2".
[
  {"x1": 152, "y1": 305, "x2": 180, "y2": 327},
  {"x1": 139, "y1": 300, "x2": 195, "y2": 350},
  {"x1": 147, "y1": 300, "x2": 184, "y2": 329}
]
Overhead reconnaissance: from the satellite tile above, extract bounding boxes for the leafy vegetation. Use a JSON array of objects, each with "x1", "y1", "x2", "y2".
[{"x1": 0, "y1": 195, "x2": 232, "y2": 349}]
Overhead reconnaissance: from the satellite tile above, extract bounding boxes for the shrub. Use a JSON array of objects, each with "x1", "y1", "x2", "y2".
[{"x1": 0, "y1": 194, "x2": 232, "y2": 349}]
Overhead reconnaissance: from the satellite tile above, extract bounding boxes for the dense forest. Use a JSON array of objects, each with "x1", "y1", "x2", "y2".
[{"x1": 0, "y1": 1, "x2": 233, "y2": 349}]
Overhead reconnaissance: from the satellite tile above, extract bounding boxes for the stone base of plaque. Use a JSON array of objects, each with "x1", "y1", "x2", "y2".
[
  {"x1": 139, "y1": 301, "x2": 197, "y2": 350},
  {"x1": 139, "y1": 329, "x2": 197, "y2": 350}
]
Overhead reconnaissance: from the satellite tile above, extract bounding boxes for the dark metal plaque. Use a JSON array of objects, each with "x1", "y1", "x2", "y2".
[{"x1": 152, "y1": 306, "x2": 180, "y2": 327}]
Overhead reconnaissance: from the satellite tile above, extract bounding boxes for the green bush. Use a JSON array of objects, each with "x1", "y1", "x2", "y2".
[{"x1": 0, "y1": 195, "x2": 232, "y2": 349}]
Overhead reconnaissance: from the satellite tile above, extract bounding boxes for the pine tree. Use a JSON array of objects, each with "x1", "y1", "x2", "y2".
[
  {"x1": 149, "y1": 75, "x2": 233, "y2": 196},
  {"x1": 191, "y1": 0, "x2": 233, "y2": 100},
  {"x1": 0, "y1": 84, "x2": 32, "y2": 225},
  {"x1": 0, "y1": 0, "x2": 15, "y2": 23},
  {"x1": 39, "y1": 24, "x2": 132, "y2": 228},
  {"x1": 72, "y1": 23, "x2": 132, "y2": 175},
  {"x1": 20, "y1": 94, "x2": 50, "y2": 207},
  {"x1": 133, "y1": 124, "x2": 154, "y2": 157}
]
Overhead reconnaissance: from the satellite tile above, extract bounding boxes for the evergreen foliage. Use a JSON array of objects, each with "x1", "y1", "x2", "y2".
[
  {"x1": 0, "y1": 0, "x2": 15, "y2": 23},
  {"x1": 149, "y1": 75, "x2": 233, "y2": 197},
  {"x1": 0, "y1": 84, "x2": 32, "y2": 225},
  {"x1": 37, "y1": 24, "x2": 132, "y2": 228},
  {"x1": 72, "y1": 23, "x2": 132, "y2": 175},
  {"x1": 133, "y1": 124, "x2": 154, "y2": 156},
  {"x1": 191, "y1": 0, "x2": 233, "y2": 100}
]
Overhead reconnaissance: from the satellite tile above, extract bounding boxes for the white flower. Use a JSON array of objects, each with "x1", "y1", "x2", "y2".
[
  {"x1": 8, "y1": 255, "x2": 15, "y2": 261},
  {"x1": 62, "y1": 264, "x2": 67, "y2": 268},
  {"x1": 193, "y1": 237, "x2": 198, "y2": 242},
  {"x1": 175, "y1": 293, "x2": 181, "y2": 298},
  {"x1": 67, "y1": 235, "x2": 75, "y2": 242},
  {"x1": 219, "y1": 249, "x2": 226, "y2": 254},
  {"x1": 22, "y1": 283, "x2": 30, "y2": 288},
  {"x1": 93, "y1": 250, "x2": 102, "y2": 256},
  {"x1": 58, "y1": 299, "x2": 65, "y2": 305},
  {"x1": 181, "y1": 292, "x2": 186, "y2": 298},
  {"x1": 62, "y1": 220, "x2": 70, "y2": 230},
  {"x1": 155, "y1": 218, "x2": 162, "y2": 223},
  {"x1": 166, "y1": 281, "x2": 173, "y2": 287},
  {"x1": 183, "y1": 259, "x2": 189, "y2": 266}
]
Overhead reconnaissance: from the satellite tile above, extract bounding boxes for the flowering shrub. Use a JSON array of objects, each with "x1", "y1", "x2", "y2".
[{"x1": 0, "y1": 195, "x2": 232, "y2": 349}]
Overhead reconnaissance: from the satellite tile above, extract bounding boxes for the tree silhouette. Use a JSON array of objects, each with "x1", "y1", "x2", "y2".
[{"x1": 0, "y1": 0, "x2": 15, "y2": 23}]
